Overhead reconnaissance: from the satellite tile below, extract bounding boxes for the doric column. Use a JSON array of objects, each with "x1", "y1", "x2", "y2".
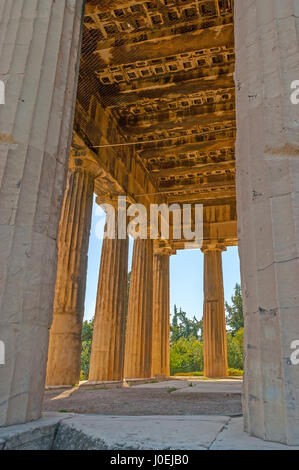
[
  {"x1": 46, "y1": 156, "x2": 98, "y2": 386},
  {"x1": 235, "y1": 1, "x2": 299, "y2": 445},
  {"x1": 0, "y1": 1, "x2": 84, "y2": 426},
  {"x1": 124, "y1": 239, "x2": 154, "y2": 379},
  {"x1": 151, "y1": 254, "x2": 170, "y2": 378},
  {"x1": 89, "y1": 198, "x2": 129, "y2": 382},
  {"x1": 202, "y1": 244, "x2": 228, "y2": 378}
]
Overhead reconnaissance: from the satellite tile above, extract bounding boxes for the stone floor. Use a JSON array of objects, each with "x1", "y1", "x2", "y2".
[
  {"x1": 1, "y1": 412, "x2": 299, "y2": 450},
  {"x1": 1, "y1": 379, "x2": 298, "y2": 450},
  {"x1": 43, "y1": 379, "x2": 243, "y2": 417}
]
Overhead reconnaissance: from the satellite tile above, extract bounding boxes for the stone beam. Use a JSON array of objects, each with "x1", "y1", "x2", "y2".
[
  {"x1": 158, "y1": 179, "x2": 235, "y2": 194},
  {"x1": 158, "y1": 189, "x2": 236, "y2": 205},
  {"x1": 121, "y1": 112, "x2": 236, "y2": 137},
  {"x1": 72, "y1": 132, "x2": 155, "y2": 208},
  {"x1": 98, "y1": 65, "x2": 235, "y2": 96},
  {"x1": 93, "y1": 24, "x2": 234, "y2": 67},
  {"x1": 138, "y1": 138, "x2": 235, "y2": 159},
  {"x1": 102, "y1": 78, "x2": 235, "y2": 108},
  {"x1": 152, "y1": 160, "x2": 235, "y2": 178}
]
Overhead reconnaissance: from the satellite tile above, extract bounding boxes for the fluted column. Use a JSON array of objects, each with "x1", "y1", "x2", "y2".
[
  {"x1": 0, "y1": 1, "x2": 84, "y2": 426},
  {"x1": 124, "y1": 239, "x2": 154, "y2": 379},
  {"x1": 235, "y1": 0, "x2": 299, "y2": 445},
  {"x1": 151, "y1": 254, "x2": 170, "y2": 378},
  {"x1": 46, "y1": 158, "x2": 97, "y2": 386},
  {"x1": 89, "y1": 202, "x2": 129, "y2": 382},
  {"x1": 202, "y1": 245, "x2": 228, "y2": 378}
]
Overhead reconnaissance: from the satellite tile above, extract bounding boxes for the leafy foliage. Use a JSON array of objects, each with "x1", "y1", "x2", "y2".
[
  {"x1": 170, "y1": 305, "x2": 202, "y2": 342},
  {"x1": 80, "y1": 283, "x2": 244, "y2": 379},
  {"x1": 228, "y1": 368, "x2": 244, "y2": 377},
  {"x1": 227, "y1": 328, "x2": 244, "y2": 370},
  {"x1": 170, "y1": 336, "x2": 203, "y2": 375},
  {"x1": 80, "y1": 318, "x2": 94, "y2": 380},
  {"x1": 170, "y1": 287, "x2": 245, "y2": 375},
  {"x1": 225, "y1": 283, "x2": 244, "y2": 335}
]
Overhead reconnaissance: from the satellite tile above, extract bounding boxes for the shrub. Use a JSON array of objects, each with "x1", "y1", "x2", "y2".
[
  {"x1": 173, "y1": 371, "x2": 204, "y2": 377},
  {"x1": 227, "y1": 328, "x2": 244, "y2": 370},
  {"x1": 170, "y1": 336, "x2": 203, "y2": 375},
  {"x1": 228, "y1": 368, "x2": 243, "y2": 376},
  {"x1": 170, "y1": 329, "x2": 244, "y2": 376}
]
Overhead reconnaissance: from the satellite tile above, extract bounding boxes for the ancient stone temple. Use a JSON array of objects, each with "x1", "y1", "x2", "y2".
[{"x1": 0, "y1": 0, "x2": 299, "y2": 446}]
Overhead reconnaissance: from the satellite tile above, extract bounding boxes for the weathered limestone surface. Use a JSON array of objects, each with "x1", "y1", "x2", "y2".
[
  {"x1": 151, "y1": 254, "x2": 170, "y2": 378},
  {"x1": 0, "y1": 0, "x2": 84, "y2": 426},
  {"x1": 235, "y1": 0, "x2": 299, "y2": 444},
  {"x1": 202, "y1": 245, "x2": 228, "y2": 378},
  {"x1": 89, "y1": 208, "x2": 129, "y2": 382},
  {"x1": 1, "y1": 412, "x2": 299, "y2": 450},
  {"x1": 0, "y1": 412, "x2": 74, "y2": 450},
  {"x1": 46, "y1": 159, "x2": 96, "y2": 386},
  {"x1": 124, "y1": 239, "x2": 154, "y2": 379}
]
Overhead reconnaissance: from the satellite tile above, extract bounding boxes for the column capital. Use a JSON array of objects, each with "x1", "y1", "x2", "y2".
[
  {"x1": 201, "y1": 243, "x2": 227, "y2": 254},
  {"x1": 153, "y1": 240, "x2": 176, "y2": 256},
  {"x1": 69, "y1": 151, "x2": 101, "y2": 179},
  {"x1": 96, "y1": 194, "x2": 126, "y2": 209}
]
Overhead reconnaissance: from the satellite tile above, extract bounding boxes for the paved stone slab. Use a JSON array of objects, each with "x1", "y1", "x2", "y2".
[
  {"x1": 133, "y1": 380, "x2": 191, "y2": 390},
  {"x1": 133, "y1": 379, "x2": 243, "y2": 395},
  {"x1": 212, "y1": 418, "x2": 299, "y2": 450},
  {"x1": 0, "y1": 412, "x2": 74, "y2": 450},
  {"x1": 44, "y1": 386, "x2": 242, "y2": 416},
  {"x1": 1, "y1": 412, "x2": 299, "y2": 449},
  {"x1": 53, "y1": 415, "x2": 230, "y2": 450},
  {"x1": 173, "y1": 380, "x2": 242, "y2": 395}
]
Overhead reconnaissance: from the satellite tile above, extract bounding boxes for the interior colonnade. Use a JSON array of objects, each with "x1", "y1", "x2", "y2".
[{"x1": 46, "y1": 155, "x2": 229, "y2": 384}]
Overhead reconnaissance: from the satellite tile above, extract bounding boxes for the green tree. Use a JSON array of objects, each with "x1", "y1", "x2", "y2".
[
  {"x1": 80, "y1": 318, "x2": 94, "y2": 380},
  {"x1": 225, "y1": 283, "x2": 244, "y2": 336},
  {"x1": 127, "y1": 271, "x2": 131, "y2": 298},
  {"x1": 170, "y1": 336, "x2": 203, "y2": 375},
  {"x1": 227, "y1": 328, "x2": 244, "y2": 370},
  {"x1": 170, "y1": 305, "x2": 202, "y2": 343}
]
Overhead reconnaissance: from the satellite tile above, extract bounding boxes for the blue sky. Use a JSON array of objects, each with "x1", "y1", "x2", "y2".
[{"x1": 84, "y1": 198, "x2": 240, "y2": 322}]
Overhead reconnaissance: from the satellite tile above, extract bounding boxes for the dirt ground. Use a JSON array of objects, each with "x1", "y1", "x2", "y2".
[{"x1": 43, "y1": 381, "x2": 242, "y2": 417}]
